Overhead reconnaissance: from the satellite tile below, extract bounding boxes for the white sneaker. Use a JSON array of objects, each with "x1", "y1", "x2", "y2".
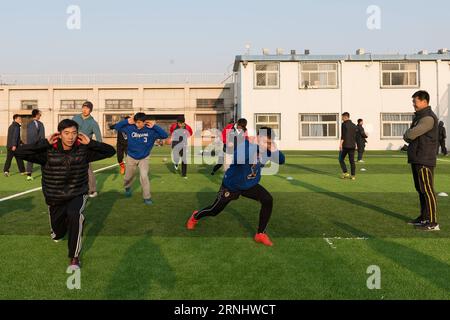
[
  {"x1": 89, "y1": 192, "x2": 98, "y2": 198},
  {"x1": 358, "y1": 160, "x2": 365, "y2": 163},
  {"x1": 4, "y1": 172, "x2": 9, "y2": 177},
  {"x1": 27, "y1": 176, "x2": 34, "y2": 181},
  {"x1": 174, "y1": 164, "x2": 178, "y2": 171}
]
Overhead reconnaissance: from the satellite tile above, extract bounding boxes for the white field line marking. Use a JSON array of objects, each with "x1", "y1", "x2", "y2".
[
  {"x1": 323, "y1": 237, "x2": 368, "y2": 249},
  {"x1": 323, "y1": 238, "x2": 336, "y2": 249},
  {"x1": 437, "y1": 158, "x2": 450, "y2": 162},
  {"x1": 0, "y1": 163, "x2": 118, "y2": 203}
]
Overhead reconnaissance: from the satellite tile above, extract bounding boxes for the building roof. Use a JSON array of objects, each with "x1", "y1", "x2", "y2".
[{"x1": 233, "y1": 52, "x2": 450, "y2": 71}]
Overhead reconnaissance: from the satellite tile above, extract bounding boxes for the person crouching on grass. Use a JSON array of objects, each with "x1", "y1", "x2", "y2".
[
  {"x1": 15, "y1": 119, "x2": 116, "y2": 269},
  {"x1": 114, "y1": 113, "x2": 169, "y2": 205},
  {"x1": 186, "y1": 127, "x2": 285, "y2": 246}
]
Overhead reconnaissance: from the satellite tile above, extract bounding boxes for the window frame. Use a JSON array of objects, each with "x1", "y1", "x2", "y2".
[
  {"x1": 299, "y1": 62, "x2": 339, "y2": 89},
  {"x1": 60, "y1": 99, "x2": 86, "y2": 110},
  {"x1": 105, "y1": 99, "x2": 133, "y2": 111},
  {"x1": 254, "y1": 113, "x2": 281, "y2": 139},
  {"x1": 380, "y1": 62, "x2": 420, "y2": 88},
  {"x1": 298, "y1": 113, "x2": 339, "y2": 140},
  {"x1": 196, "y1": 98, "x2": 225, "y2": 109},
  {"x1": 380, "y1": 112, "x2": 414, "y2": 139},
  {"x1": 21, "y1": 100, "x2": 38, "y2": 110},
  {"x1": 253, "y1": 62, "x2": 280, "y2": 89},
  {"x1": 57, "y1": 113, "x2": 78, "y2": 123}
]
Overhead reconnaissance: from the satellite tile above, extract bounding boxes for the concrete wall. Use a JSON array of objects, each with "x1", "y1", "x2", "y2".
[{"x1": 0, "y1": 84, "x2": 234, "y2": 146}]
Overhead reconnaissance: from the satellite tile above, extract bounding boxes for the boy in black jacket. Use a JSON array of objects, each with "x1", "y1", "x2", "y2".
[
  {"x1": 15, "y1": 119, "x2": 116, "y2": 269},
  {"x1": 437, "y1": 121, "x2": 447, "y2": 156},
  {"x1": 356, "y1": 119, "x2": 368, "y2": 162},
  {"x1": 110, "y1": 116, "x2": 130, "y2": 175}
]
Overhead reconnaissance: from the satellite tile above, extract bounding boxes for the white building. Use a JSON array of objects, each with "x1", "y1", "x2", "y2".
[{"x1": 233, "y1": 49, "x2": 450, "y2": 150}]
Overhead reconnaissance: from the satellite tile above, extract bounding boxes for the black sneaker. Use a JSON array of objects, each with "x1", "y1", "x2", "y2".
[
  {"x1": 407, "y1": 217, "x2": 427, "y2": 226},
  {"x1": 416, "y1": 223, "x2": 440, "y2": 231}
]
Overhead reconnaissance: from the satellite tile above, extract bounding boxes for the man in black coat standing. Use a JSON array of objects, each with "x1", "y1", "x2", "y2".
[
  {"x1": 26, "y1": 109, "x2": 46, "y2": 181},
  {"x1": 437, "y1": 121, "x2": 447, "y2": 156},
  {"x1": 356, "y1": 119, "x2": 368, "y2": 162},
  {"x1": 339, "y1": 112, "x2": 357, "y2": 180},
  {"x1": 404, "y1": 91, "x2": 440, "y2": 231},
  {"x1": 3, "y1": 114, "x2": 26, "y2": 177}
]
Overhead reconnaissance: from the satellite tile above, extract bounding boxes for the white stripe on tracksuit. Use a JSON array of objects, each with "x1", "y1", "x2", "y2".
[{"x1": 74, "y1": 194, "x2": 88, "y2": 258}]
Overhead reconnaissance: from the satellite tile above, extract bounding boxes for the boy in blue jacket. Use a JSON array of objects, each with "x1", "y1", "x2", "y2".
[
  {"x1": 186, "y1": 127, "x2": 285, "y2": 246},
  {"x1": 114, "y1": 113, "x2": 168, "y2": 205}
]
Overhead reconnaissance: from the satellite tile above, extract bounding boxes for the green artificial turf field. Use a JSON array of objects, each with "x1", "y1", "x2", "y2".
[{"x1": 0, "y1": 146, "x2": 449, "y2": 299}]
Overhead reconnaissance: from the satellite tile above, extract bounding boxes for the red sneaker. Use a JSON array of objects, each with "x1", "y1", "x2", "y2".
[
  {"x1": 119, "y1": 162, "x2": 126, "y2": 175},
  {"x1": 254, "y1": 233, "x2": 273, "y2": 246},
  {"x1": 69, "y1": 257, "x2": 81, "y2": 270},
  {"x1": 186, "y1": 210, "x2": 199, "y2": 230}
]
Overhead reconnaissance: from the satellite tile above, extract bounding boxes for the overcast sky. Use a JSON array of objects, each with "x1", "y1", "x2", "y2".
[{"x1": 0, "y1": 0, "x2": 448, "y2": 74}]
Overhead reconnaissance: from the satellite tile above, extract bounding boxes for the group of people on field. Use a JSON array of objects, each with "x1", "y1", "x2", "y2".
[{"x1": 2, "y1": 89, "x2": 446, "y2": 269}]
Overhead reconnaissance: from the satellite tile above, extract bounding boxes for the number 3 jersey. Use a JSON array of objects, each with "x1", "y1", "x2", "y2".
[{"x1": 114, "y1": 119, "x2": 169, "y2": 160}]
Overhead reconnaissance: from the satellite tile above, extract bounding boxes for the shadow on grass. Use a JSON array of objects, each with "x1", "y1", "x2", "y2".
[
  {"x1": 274, "y1": 175, "x2": 409, "y2": 222},
  {"x1": 104, "y1": 231, "x2": 176, "y2": 299},
  {"x1": 0, "y1": 196, "x2": 36, "y2": 218},
  {"x1": 194, "y1": 186, "x2": 258, "y2": 237},
  {"x1": 334, "y1": 221, "x2": 450, "y2": 293},
  {"x1": 83, "y1": 190, "x2": 120, "y2": 255},
  {"x1": 285, "y1": 162, "x2": 337, "y2": 177}
]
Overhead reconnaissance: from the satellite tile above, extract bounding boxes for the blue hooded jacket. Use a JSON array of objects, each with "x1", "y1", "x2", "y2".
[{"x1": 223, "y1": 140, "x2": 285, "y2": 192}]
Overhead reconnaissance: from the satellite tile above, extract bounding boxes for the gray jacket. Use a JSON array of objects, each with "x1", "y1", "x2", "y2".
[{"x1": 27, "y1": 119, "x2": 45, "y2": 144}]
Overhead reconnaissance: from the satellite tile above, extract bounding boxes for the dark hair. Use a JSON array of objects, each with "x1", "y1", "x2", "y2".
[
  {"x1": 228, "y1": 119, "x2": 235, "y2": 125},
  {"x1": 32, "y1": 109, "x2": 41, "y2": 118},
  {"x1": 13, "y1": 114, "x2": 21, "y2": 120},
  {"x1": 146, "y1": 114, "x2": 156, "y2": 121},
  {"x1": 257, "y1": 126, "x2": 275, "y2": 140},
  {"x1": 177, "y1": 116, "x2": 185, "y2": 123},
  {"x1": 412, "y1": 90, "x2": 430, "y2": 104},
  {"x1": 58, "y1": 119, "x2": 79, "y2": 132},
  {"x1": 357, "y1": 119, "x2": 363, "y2": 124},
  {"x1": 134, "y1": 112, "x2": 147, "y2": 122},
  {"x1": 342, "y1": 112, "x2": 350, "y2": 118},
  {"x1": 82, "y1": 101, "x2": 93, "y2": 111},
  {"x1": 237, "y1": 118, "x2": 247, "y2": 130}
]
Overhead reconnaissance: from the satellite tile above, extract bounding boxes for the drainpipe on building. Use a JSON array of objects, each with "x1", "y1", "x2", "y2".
[
  {"x1": 436, "y1": 60, "x2": 440, "y2": 117},
  {"x1": 339, "y1": 60, "x2": 344, "y2": 141}
]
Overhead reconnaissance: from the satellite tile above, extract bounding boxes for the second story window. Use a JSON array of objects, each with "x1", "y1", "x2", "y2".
[
  {"x1": 300, "y1": 62, "x2": 338, "y2": 89},
  {"x1": 105, "y1": 99, "x2": 133, "y2": 110},
  {"x1": 381, "y1": 62, "x2": 419, "y2": 87},
  {"x1": 254, "y1": 62, "x2": 280, "y2": 89},
  {"x1": 196, "y1": 99, "x2": 224, "y2": 108},
  {"x1": 21, "y1": 100, "x2": 38, "y2": 110},
  {"x1": 60, "y1": 100, "x2": 85, "y2": 110}
]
